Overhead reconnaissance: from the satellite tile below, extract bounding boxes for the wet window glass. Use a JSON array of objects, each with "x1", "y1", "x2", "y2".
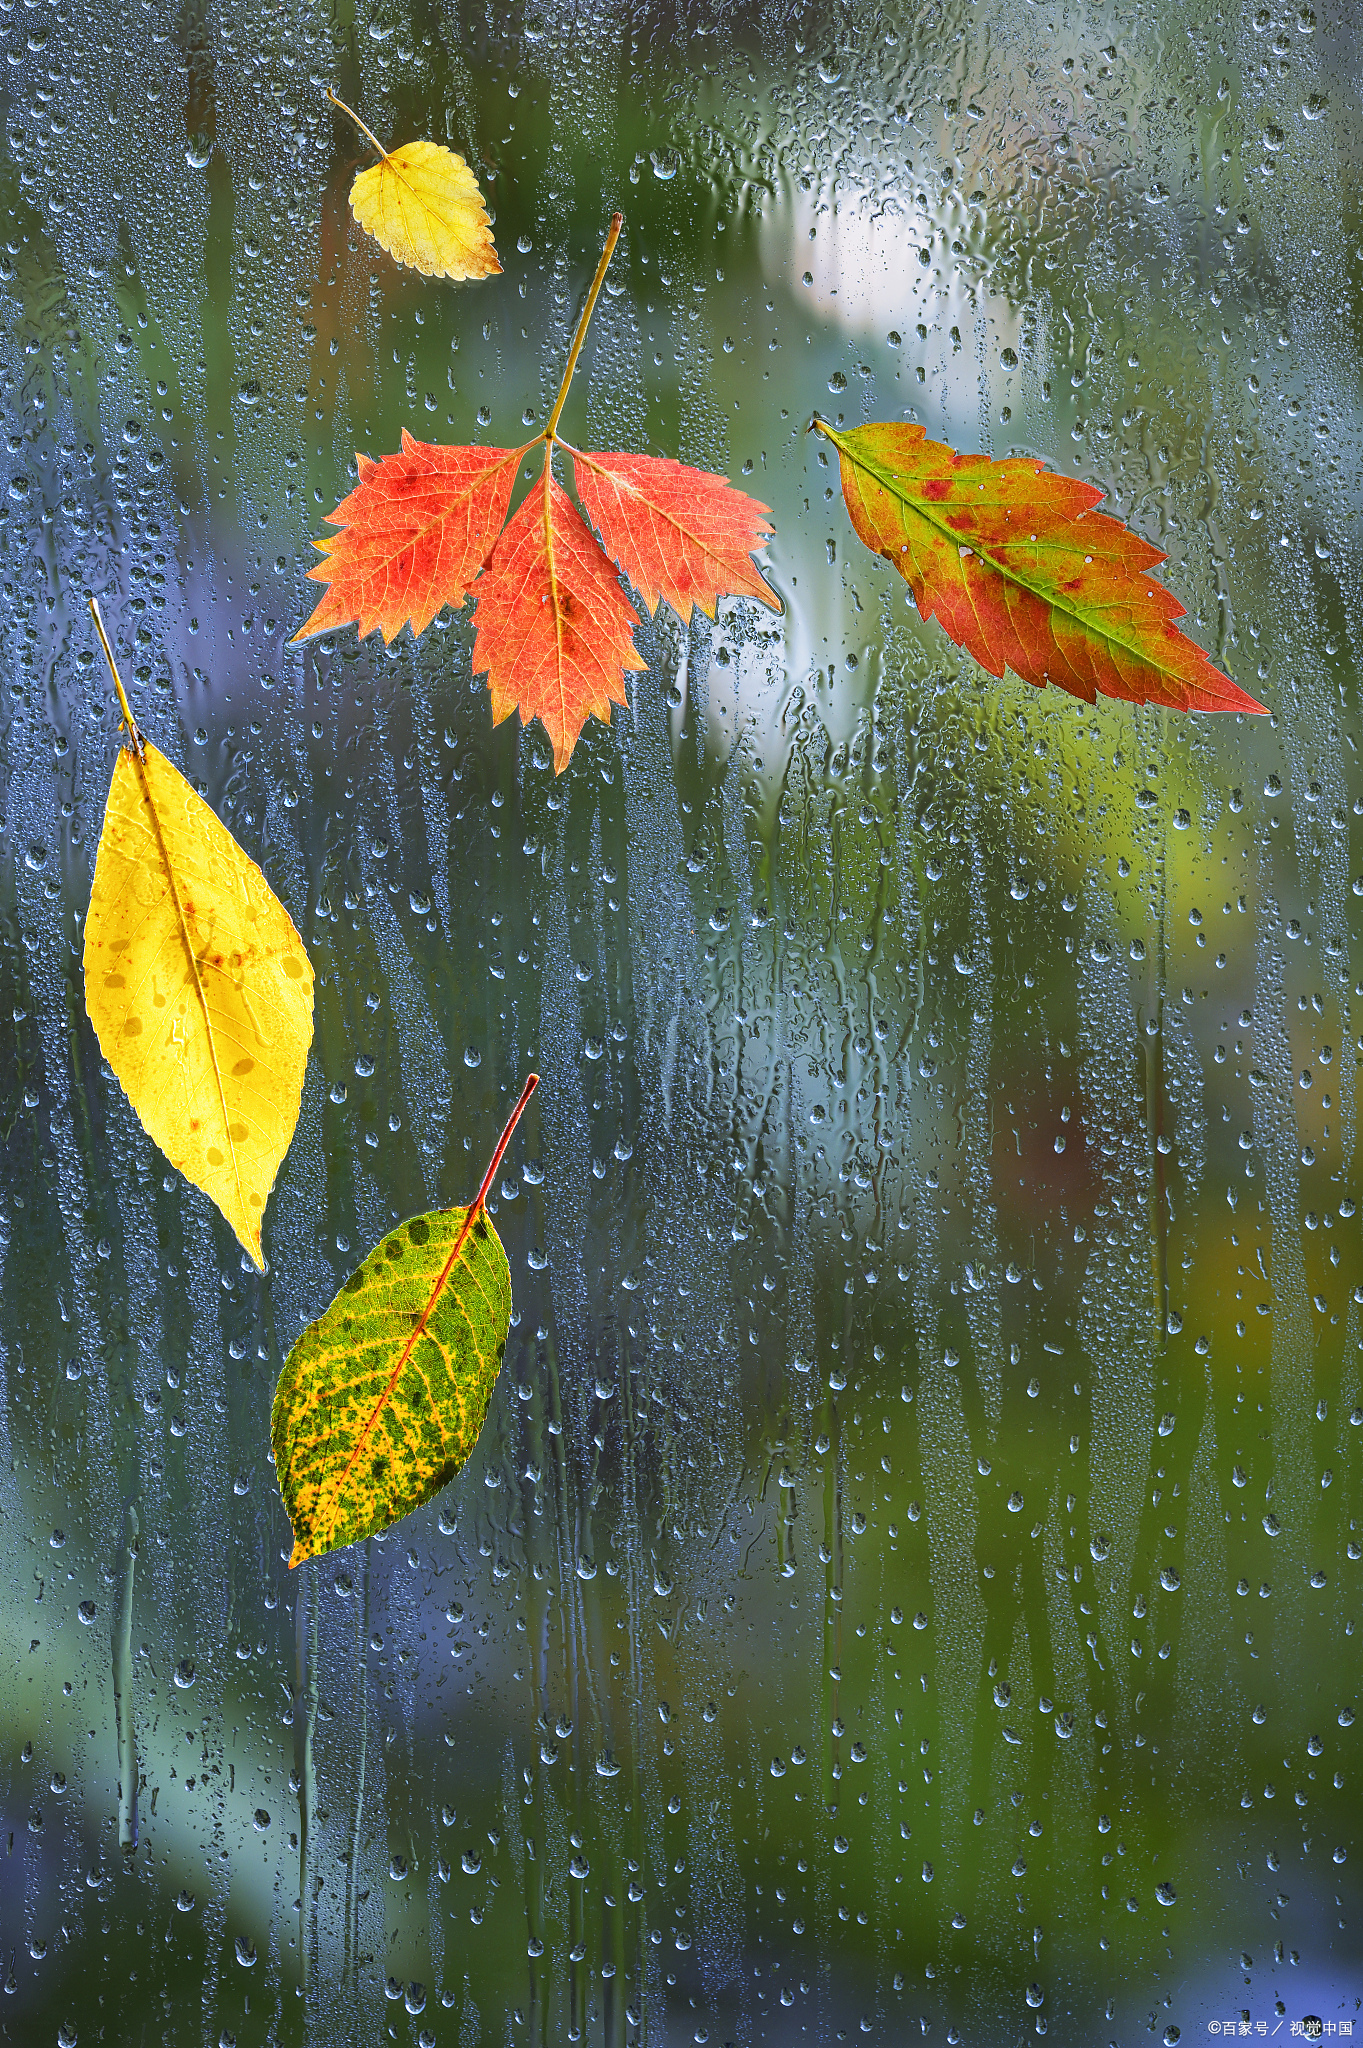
[{"x1": 0, "y1": 0, "x2": 1358, "y2": 2043}]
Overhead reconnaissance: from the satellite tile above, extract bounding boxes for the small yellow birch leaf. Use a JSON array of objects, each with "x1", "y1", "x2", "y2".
[
  {"x1": 330, "y1": 90, "x2": 499, "y2": 283},
  {"x1": 81, "y1": 601, "x2": 313, "y2": 1270}
]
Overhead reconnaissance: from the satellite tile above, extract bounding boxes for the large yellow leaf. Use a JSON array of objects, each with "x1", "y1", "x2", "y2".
[
  {"x1": 330, "y1": 90, "x2": 499, "y2": 283},
  {"x1": 82, "y1": 602, "x2": 314, "y2": 1270}
]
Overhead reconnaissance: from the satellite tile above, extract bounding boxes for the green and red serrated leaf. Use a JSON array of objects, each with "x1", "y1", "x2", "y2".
[
  {"x1": 471, "y1": 465, "x2": 646, "y2": 772},
  {"x1": 570, "y1": 447, "x2": 781, "y2": 623},
  {"x1": 272, "y1": 1076, "x2": 537, "y2": 1567},
  {"x1": 816, "y1": 418, "x2": 1265, "y2": 716},
  {"x1": 292, "y1": 431, "x2": 519, "y2": 645}
]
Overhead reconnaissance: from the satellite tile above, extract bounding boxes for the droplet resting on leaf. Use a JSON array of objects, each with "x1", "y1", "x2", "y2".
[
  {"x1": 814, "y1": 416, "x2": 1266, "y2": 717},
  {"x1": 273, "y1": 1074, "x2": 539, "y2": 1567},
  {"x1": 81, "y1": 601, "x2": 313, "y2": 1271}
]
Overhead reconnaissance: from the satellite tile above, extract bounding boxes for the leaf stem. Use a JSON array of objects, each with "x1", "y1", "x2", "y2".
[
  {"x1": 326, "y1": 87, "x2": 390, "y2": 163},
  {"x1": 473, "y1": 1071, "x2": 540, "y2": 1213},
  {"x1": 545, "y1": 213, "x2": 623, "y2": 443},
  {"x1": 88, "y1": 596, "x2": 144, "y2": 759}
]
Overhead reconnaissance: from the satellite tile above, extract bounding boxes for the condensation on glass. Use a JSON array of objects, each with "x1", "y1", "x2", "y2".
[{"x1": 0, "y1": 0, "x2": 1358, "y2": 2042}]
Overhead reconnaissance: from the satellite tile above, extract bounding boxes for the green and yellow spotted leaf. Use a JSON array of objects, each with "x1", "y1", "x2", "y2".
[{"x1": 272, "y1": 1076, "x2": 538, "y2": 1566}]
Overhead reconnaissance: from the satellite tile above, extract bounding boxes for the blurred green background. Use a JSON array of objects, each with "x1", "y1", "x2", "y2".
[{"x1": 0, "y1": 0, "x2": 1360, "y2": 2042}]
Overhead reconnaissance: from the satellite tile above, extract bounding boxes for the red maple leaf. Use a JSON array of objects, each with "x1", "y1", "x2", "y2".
[
  {"x1": 814, "y1": 416, "x2": 1265, "y2": 717},
  {"x1": 298, "y1": 435, "x2": 518, "y2": 644},
  {"x1": 473, "y1": 471, "x2": 646, "y2": 772},
  {"x1": 571, "y1": 449, "x2": 777, "y2": 623},
  {"x1": 294, "y1": 215, "x2": 780, "y2": 770}
]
